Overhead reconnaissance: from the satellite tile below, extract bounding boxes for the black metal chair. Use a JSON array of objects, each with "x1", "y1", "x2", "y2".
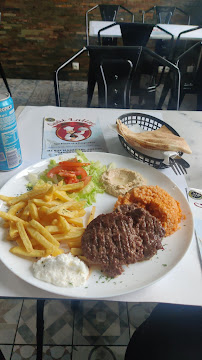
[
  {"x1": 141, "y1": 6, "x2": 191, "y2": 59},
  {"x1": 54, "y1": 46, "x2": 180, "y2": 110},
  {"x1": 98, "y1": 22, "x2": 155, "y2": 47},
  {"x1": 157, "y1": 27, "x2": 202, "y2": 110},
  {"x1": 86, "y1": 4, "x2": 134, "y2": 46},
  {"x1": 0, "y1": 62, "x2": 11, "y2": 96},
  {"x1": 176, "y1": 41, "x2": 202, "y2": 110},
  {"x1": 141, "y1": 6, "x2": 190, "y2": 25},
  {"x1": 97, "y1": 22, "x2": 174, "y2": 109}
]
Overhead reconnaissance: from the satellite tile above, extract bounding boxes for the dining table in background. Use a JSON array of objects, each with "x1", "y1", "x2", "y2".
[
  {"x1": 0, "y1": 106, "x2": 201, "y2": 305},
  {"x1": 89, "y1": 21, "x2": 202, "y2": 40}
]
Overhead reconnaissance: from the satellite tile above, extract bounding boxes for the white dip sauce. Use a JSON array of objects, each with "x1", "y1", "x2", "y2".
[{"x1": 33, "y1": 253, "x2": 89, "y2": 287}]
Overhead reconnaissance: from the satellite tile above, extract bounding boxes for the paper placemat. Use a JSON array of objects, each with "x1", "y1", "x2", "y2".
[{"x1": 42, "y1": 115, "x2": 107, "y2": 158}]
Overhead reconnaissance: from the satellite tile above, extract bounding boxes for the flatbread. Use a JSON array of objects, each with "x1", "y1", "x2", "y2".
[{"x1": 117, "y1": 120, "x2": 192, "y2": 154}]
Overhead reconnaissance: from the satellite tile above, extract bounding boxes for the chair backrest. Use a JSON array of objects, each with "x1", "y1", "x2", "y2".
[
  {"x1": 119, "y1": 23, "x2": 155, "y2": 46},
  {"x1": 99, "y1": 5, "x2": 120, "y2": 21},
  {"x1": 101, "y1": 59, "x2": 133, "y2": 108},
  {"x1": 86, "y1": 4, "x2": 134, "y2": 45},
  {"x1": 87, "y1": 46, "x2": 141, "y2": 108},
  {"x1": 156, "y1": 6, "x2": 175, "y2": 24},
  {"x1": 142, "y1": 6, "x2": 190, "y2": 25},
  {"x1": 87, "y1": 45, "x2": 180, "y2": 109}
]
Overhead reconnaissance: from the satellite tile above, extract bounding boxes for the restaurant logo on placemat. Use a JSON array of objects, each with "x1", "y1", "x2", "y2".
[
  {"x1": 56, "y1": 121, "x2": 92, "y2": 142},
  {"x1": 42, "y1": 116, "x2": 107, "y2": 158},
  {"x1": 46, "y1": 118, "x2": 93, "y2": 142}
]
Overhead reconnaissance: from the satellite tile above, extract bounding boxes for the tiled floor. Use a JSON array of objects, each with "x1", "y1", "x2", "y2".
[
  {"x1": 0, "y1": 78, "x2": 196, "y2": 110},
  {"x1": 0, "y1": 299, "x2": 156, "y2": 359},
  {"x1": 0, "y1": 77, "x2": 196, "y2": 359}
]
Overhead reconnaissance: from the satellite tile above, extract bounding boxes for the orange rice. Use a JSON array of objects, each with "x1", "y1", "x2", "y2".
[{"x1": 114, "y1": 185, "x2": 184, "y2": 236}]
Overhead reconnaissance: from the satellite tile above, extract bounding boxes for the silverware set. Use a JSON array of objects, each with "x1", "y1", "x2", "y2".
[{"x1": 169, "y1": 156, "x2": 190, "y2": 175}]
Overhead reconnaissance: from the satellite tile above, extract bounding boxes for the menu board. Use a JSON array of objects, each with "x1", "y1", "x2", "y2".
[{"x1": 42, "y1": 116, "x2": 108, "y2": 158}]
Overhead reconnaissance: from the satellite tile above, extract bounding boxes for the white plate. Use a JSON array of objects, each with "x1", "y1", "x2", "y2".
[{"x1": 0, "y1": 152, "x2": 194, "y2": 299}]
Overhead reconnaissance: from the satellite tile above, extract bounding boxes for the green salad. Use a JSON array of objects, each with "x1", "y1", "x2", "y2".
[{"x1": 27, "y1": 150, "x2": 115, "y2": 206}]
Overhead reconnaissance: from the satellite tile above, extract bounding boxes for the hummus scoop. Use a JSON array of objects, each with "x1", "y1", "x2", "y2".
[{"x1": 101, "y1": 168, "x2": 146, "y2": 197}]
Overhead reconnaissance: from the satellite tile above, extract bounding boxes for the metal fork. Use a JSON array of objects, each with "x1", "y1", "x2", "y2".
[{"x1": 169, "y1": 158, "x2": 187, "y2": 175}]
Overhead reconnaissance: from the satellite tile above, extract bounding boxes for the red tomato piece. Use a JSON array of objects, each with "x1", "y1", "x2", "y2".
[
  {"x1": 59, "y1": 161, "x2": 90, "y2": 168},
  {"x1": 58, "y1": 170, "x2": 77, "y2": 178},
  {"x1": 47, "y1": 165, "x2": 63, "y2": 178},
  {"x1": 73, "y1": 167, "x2": 87, "y2": 179},
  {"x1": 64, "y1": 177, "x2": 79, "y2": 184}
]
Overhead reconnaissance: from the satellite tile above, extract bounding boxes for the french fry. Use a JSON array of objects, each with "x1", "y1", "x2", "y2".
[
  {"x1": 0, "y1": 195, "x2": 15, "y2": 203},
  {"x1": 9, "y1": 222, "x2": 19, "y2": 239},
  {"x1": 61, "y1": 182, "x2": 84, "y2": 192},
  {"x1": 45, "y1": 225, "x2": 60, "y2": 234},
  {"x1": 28, "y1": 201, "x2": 39, "y2": 220},
  {"x1": 58, "y1": 216, "x2": 71, "y2": 233},
  {"x1": 43, "y1": 185, "x2": 54, "y2": 202},
  {"x1": 51, "y1": 219, "x2": 58, "y2": 225},
  {"x1": 57, "y1": 209, "x2": 79, "y2": 218},
  {"x1": 10, "y1": 246, "x2": 46, "y2": 258},
  {"x1": 71, "y1": 248, "x2": 83, "y2": 256},
  {"x1": 33, "y1": 199, "x2": 61, "y2": 207},
  {"x1": 16, "y1": 222, "x2": 33, "y2": 253},
  {"x1": 77, "y1": 209, "x2": 86, "y2": 217},
  {"x1": 20, "y1": 204, "x2": 30, "y2": 221},
  {"x1": 8, "y1": 201, "x2": 26, "y2": 216},
  {"x1": 0, "y1": 211, "x2": 27, "y2": 225},
  {"x1": 87, "y1": 206, "x2": 96, "y2": 225},
  {"x1": 53, "y1": 190, "x2": 72, "y2": 202},
  {"x1": 46, "y1": 201, "x2": 77, "y2": 215},
  {"x1": 0, "y1": 179, "x2": 90, "y2": 263},
  {"x1": 68, "y1": 239, "x2": 82, "y2": 248},
  {"x1": 26, "y1": 225, "x2": 57, "y2": 250},
  {"x1": 29, "y1": 219, "x2": 60, "y2": 247},
  {"x1": 8, "y1": 184, "x2": 51, "y2": 205},
  {"x1": 67, "y1": 217, "x2": 84, "y2": 227},
  {"x1": 68, "y1": 201, "x2": 86, "y2": 210},
  {"x1": 53, "y1": 228, "x2": 84, "y2": 241},
  {"x1": 45, "y1": 248, "x2": 64, "y2": 257}
]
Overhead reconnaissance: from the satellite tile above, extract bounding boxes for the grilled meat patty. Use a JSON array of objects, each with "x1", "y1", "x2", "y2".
[
  {"x1": 81, "y1": 212, "x2": 144, "y2": 277},
  {"x1": 81, "y1": 204, "x2": 165, "y2": 277},
  {"x1": 115, "y1": 204, "x2": 165, "y2": 259}
]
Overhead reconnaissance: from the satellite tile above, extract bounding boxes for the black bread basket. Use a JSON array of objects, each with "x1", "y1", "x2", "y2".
[{"x1": 118, "y1": 113, "x2": 182, "y2": 169}]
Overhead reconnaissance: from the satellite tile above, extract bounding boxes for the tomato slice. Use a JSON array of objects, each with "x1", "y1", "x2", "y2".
[
  {"x1": 47, "y1": 159, "x2": 90, "y2": 185},
  {"x1": 59, "y1": 161, "x2": 90, "y2": 168},
  {"x1": 73, "y1": 167, "x2": 87, "y2": 179},
  {"x1": 58, "y1": 170, "x2": 77, "y2": 178},
  {"x1": 64, "y1": 177, "x2": 79, "y2": 184},
  {"x1": 47, "y1": 165, "x2": 63, "y2": 178}
]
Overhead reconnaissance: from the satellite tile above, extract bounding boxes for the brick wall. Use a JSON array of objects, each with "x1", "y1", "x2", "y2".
[{"x1": 0, "y1": 0, "x2": 200, "y2": 80}]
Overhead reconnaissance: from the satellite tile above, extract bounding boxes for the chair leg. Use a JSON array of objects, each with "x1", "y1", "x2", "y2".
[
  {"x1": 87, "y1": 62, "x2": 97, "y2": 107},
  {"x1": 196, "y1": 90, "x2": 202, "y2": 110},
  {"x1": 0, "y1": 63, "x2": 12, "y2": 96},
  {"x1": 157, "y1": 79, "x2": 171, "y2": 109},
  {"x1": 0, "y1": 349, "x2": 6, "y2": 360},
  {"x1": 36, "y1": 299, "x2": 45, "y2": 360}
]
